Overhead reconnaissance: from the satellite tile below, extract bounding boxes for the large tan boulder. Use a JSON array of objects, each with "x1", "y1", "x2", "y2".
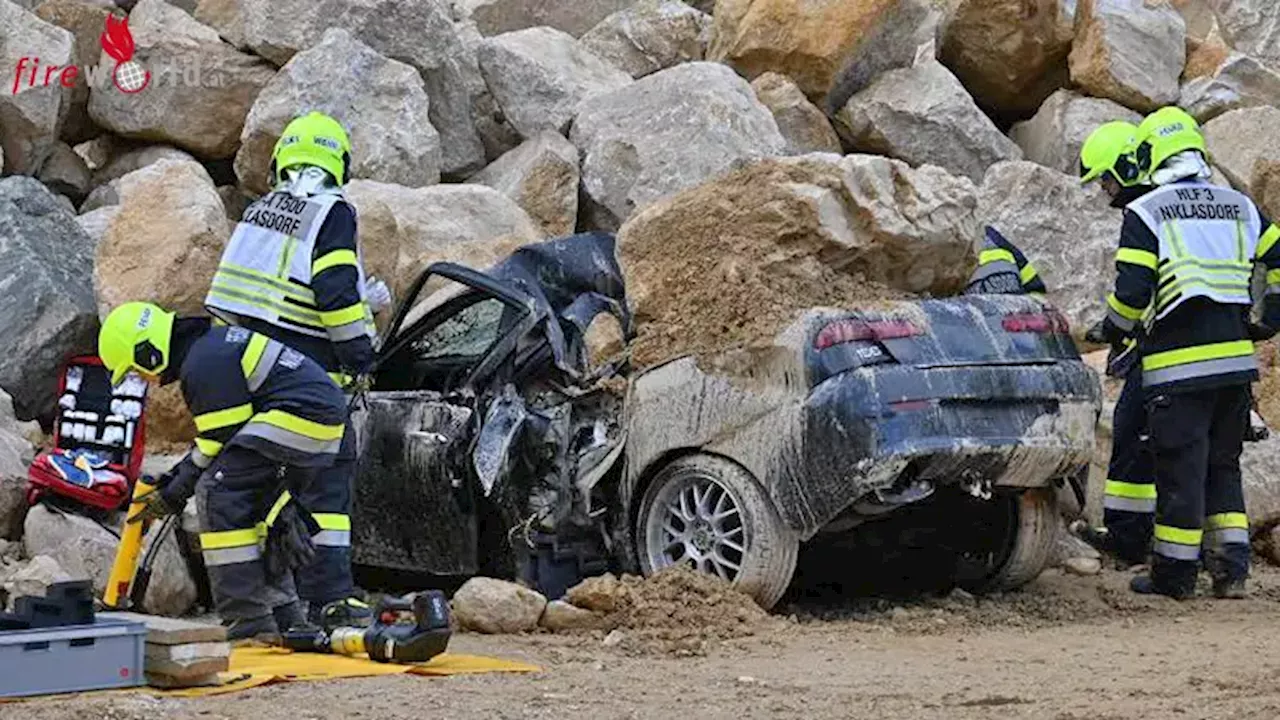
[
  {"x1": 234, "y1": 29, "x2": 441, "y2": 196},
  {"x1": 749, "y1": 72, "x2": 842, "y2": 156},
  {"x1": 616, "y1": 154, "x2": 977, "y2": 367},
  {"x1": 835, "y1": 58, "x2": 1022, "y2": 184},
  {"x1": 93, "y1": 157, "x2": 229, "y2": 318},
  {"x1": 1068, "y1": 0, "x2": 1187, "y2": 112},
  {"x1": 578, "y1": 0, "x2": 711, "y2": 79},
  {"x1": 345, "y1": 180, "x2": 544, "y2": 300},
  {"x1": 708, "y1": 0, "x2": 943, "y2": 112},
  {"x1": 469, "y1": 131, "x2": 580, "y2": 238},
  {"x1": 938, "y1": 0, "x2": 1075, "y2": 116},
  {"x1": 1009, "y1": 89, "x2": 1142, "y2": 176},
  {"x1": 570, "y1": 62, "x2": 785, "y2": 231},
  {"x1": 476, "y1": 27, "x2": 632, "y2": 139},
  {"x1": 0, "y1": 1, "x2": 74, "y2": 174},
  {"x1": 1207, "y1": 0, "x2": 1280, "y2": 73},
  {"x1": 87, "y1": 0, "x2": 275, "y2": 160},
  {"x1": 1202, "y1": 107, "x2": 1280, "y2": 221},
  {"x1": 1181, "y1": 53, "x2": 1280, "y2": 123},
  {"x1": 32, "y1": 0, "x2": 113, "y2": 144},
  {"x1": 977, "y1": 161, "x2": 1122, "y2": 340}
]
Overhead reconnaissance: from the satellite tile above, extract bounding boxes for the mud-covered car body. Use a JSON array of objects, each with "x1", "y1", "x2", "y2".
[{"x1": 350, "y1": 233, "x2": 1101, "y2": 603}]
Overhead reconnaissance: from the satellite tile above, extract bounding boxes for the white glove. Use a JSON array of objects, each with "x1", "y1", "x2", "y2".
[{"x1": 364, "y1": 276, "x2": 393, "y2": 313}]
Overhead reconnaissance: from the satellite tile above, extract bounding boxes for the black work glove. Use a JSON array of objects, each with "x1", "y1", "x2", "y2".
[
  {"x1": 1084, "y1": 320, "x2": 1107, "y2": 345},
  {"x1": 1248, "y1": 322, "x2": 1277, "y2": 342},
  {"x1": 264, "y1": 502, "x2": 317, "y2": 580},
  {"x1": 128, "y1": 485, "x2": 180, "y2": 525},
  {"x1": 157, "y1": 455, "x2": 202, "y2": 510}
]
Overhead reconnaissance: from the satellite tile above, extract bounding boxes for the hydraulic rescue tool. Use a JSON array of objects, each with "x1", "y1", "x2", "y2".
[
  {"x1": 281, "y1": 591, "x2": 452, "y2": 664},
  {"x1": 103, "y1": 477, "x2": 177, "y2": 610}
]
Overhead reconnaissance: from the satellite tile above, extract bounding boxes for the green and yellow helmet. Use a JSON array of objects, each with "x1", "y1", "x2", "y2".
[
  {"x1": 98, "y1": 301, "x2": 176, "y2": 385},
  {"x1": 269, "y1": 111, "x2": 352, "y2": 187},
  {"x1": 1079, "y1": 121, "x2": 1145, "y2": 187},
  {"x1": 1135, "y1": 106, "x2": 1207, "y2": 173}
]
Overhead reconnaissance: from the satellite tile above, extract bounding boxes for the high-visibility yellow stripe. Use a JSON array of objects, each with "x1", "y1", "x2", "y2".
[
  {"x1": 1116, "y1": 247, "x2": 1158, "y2": 270},
  {"x1": 1259, "y1": 225, "x2": 1280, "y2": 258},
  {"x1": 194, "y1": 403, "x2": 254, "y2": 433},
  {"x1": 319, "y1": 303, "x2": 366, "y2": 327},
  {"x1": 195, "y1": 437, "x2": 223, "y2": 458},
  {"x1": 979, "y1": 248, "x2": 1015, "y2": 266},
  {"x1": 207, "y1": 288, "x2": 325, "y2": 329},
  {"x1": 1104, "y1": 479, "x2": 1157, "y2": 499},
  {"x1": 328, "y1": 372, "x2": 353, "y2": 388},
  {"x1": 255, "y1": 410, "x2": 345, "y2": 442},
  {"x1": 199, "y1": 528, "x2": 260, "y2": 550},
  {"x1": 1206, "y1": 512, "x2": 1248, "y2": 530},
  {"x1": 313, "y1": 249, "x2": 358, "y2": 275},
  {"x1": 240, "y1": 333, "x2": 269, "y2": 381},
  {"x1": 1154, "y1": 524, "x2": 1203, "y2": 546},
  {"x1": 1106, "y1": 293, "x2": 1146, "y2": 321},
  {"x1": 1267, "y1": 269, "x2": 1280, "y2": 285},
  {"x1": 1143, "y1": 340, "x2": 1254, "y2": 371},
  {"x1": 1019, "y1": 263, "x2": 1038, "y2": 284},
  {"x1": 264, "y1": 490, "x2": 292, "y2": 528},
  {"x1": 313, "y1": 513, "x2": 351, "y2": 531},
  {"x1": 213, "y1": 265, "x2": 314, "y2": 304}
]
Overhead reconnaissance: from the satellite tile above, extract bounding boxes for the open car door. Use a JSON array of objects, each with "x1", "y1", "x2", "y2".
[{"x1": 350, "y1": 262, "x2": 541, "y2": 577}]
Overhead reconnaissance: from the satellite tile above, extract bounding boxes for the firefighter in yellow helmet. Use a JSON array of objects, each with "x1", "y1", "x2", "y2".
[
  {"x1": 204, "y1": 111, "x2": 382, "y2": 629},
  {"x1": 1072, "y1": 121, "x2": 1161, "y2": 568},
  {"x1": 1097, "y1": 106, "x2": 1280, "y2": 599},
  {"x1": 98, "y1": 302, "x2": 347, "y2": 641}
]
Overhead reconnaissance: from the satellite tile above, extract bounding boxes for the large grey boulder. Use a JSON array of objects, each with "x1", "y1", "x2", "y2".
[
  {"x1": 578, "y1": 0, "x2": 710, "y2": 79},
  {"x1": 0, "y1": 1, "x2": 74, "y2": 174},
  {"x1": 24, "y1": 504, "x2": 197, "y2": 616},
  {"x1": 453, "y1": 0, "x2": 635, "y2": 37},
  {"x1": 204, "y1": 0, "x2": 486, "y2": 178},
  {"x1": 0, "y1": 177, "x2": 98, "y2": 421},
  {"x1": 977, "y1": 161, "x2": 1123, "y2": 340},
  {"x1": 0, "y1": 390, "x2": 33, "y2": 540},
  {"x1": 1, "y1": 556, "x2": 73, "y2": 611},
  {"x1": 87, "y1": 0, "x2": 275, "y2": 160},
  {"x1": 1181, "y1": 53, "x2": 1280, "y2": 124},
  {"x1": 1009, "y1": 89, "x2": 1142, "y2": 176},
  {"x1": 37, "y1": 141, "x2": 91, "y2": 204},
  {"x1": 750, "y1": 72, "x2": 842, "y2": 156},
  {"x1": 1068, "y1": 0, "x2": 1186, "y2": 112},
  {"x1": 234, "y1": 29, "x2": 441, "y2": 195},
  {"x1": 1207, "y1": 0, "x2": 1280, "y2": 73},
  {"x1": 477, "y1": 27, "x2": 632, "y2": 139},
  {"x1": 32, "y1": 0, "x2": 115, "y2": 145},
  {"x1": 570, "y1": 62, "x2": 785, "y2": 230},
  {"x1": 469, "y1": 131, "x2": 580, "y2": 237},
  {"x1": 835, "y1": 58, "x2": 1022, "y2": 184},
  {"x1": 1202, "y1": 107, "x2": 1280, "y2": 221}
]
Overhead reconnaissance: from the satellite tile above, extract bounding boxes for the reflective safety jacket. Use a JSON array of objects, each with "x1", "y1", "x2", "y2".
[
  {"x1": 1103, "y1": 179, "x2": 1280, "y2": 392},
  {"x1": 205, "y1": 188, "x2": 375, "y2": 378},
  {"x1": 965, "y1": 226, "x2": 1048, "y2": 297},
  {"x1": 178, "y1": 325, "x2": 347, "y2": 471}
]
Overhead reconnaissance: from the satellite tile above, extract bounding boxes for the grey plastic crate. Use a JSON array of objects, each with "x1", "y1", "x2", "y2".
[{"x1": 0, "y1": 617, "x2": 146, "y2": 698}]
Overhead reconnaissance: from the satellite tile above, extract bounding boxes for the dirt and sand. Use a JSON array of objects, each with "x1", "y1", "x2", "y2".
[{"x1": 12, "y1": 564, "x2": 1280, "y2": 720}]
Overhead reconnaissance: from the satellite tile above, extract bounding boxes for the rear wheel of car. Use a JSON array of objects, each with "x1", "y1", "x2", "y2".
[
  {"x1": 960, "y1": 487, "x2": 1058, "y2": 593},
  {"x1": 635, "y1": 454, "x2": 798, "y2": 609}
]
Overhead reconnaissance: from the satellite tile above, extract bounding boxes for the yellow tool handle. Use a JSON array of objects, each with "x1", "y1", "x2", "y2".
[{"x1": 103, "y1": 478, "x2": 156, "y2": 608}]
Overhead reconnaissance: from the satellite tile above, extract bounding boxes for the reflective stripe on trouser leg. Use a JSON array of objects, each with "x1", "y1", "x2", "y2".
[
  {"x1": 1152, "y1": 524, "x2": 1202, "y2": 561},
  {"x1": 196, "y1": 448, "x2": 298, "y2": 623},
  {"x1": 293, "y1": 421, "x2": 356, "y2": 605},
  {"x1": 1102, "y1": 367, "x2": 1154, "y2": 564},
  {"x1": 1147, "y1": 390, "x2": 1213, "y2": 593},
  {"x1": 1202, "y1": 385, "x2": 1253, "y2": 582}
]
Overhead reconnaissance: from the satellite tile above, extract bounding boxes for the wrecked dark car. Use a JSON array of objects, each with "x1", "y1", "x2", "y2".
[{"x1": 351, "y1": 233, "x2": 1102, "y2": 609}]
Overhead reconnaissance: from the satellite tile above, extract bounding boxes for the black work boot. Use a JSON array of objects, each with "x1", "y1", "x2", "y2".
[
  {"x1": 272, "y1": 601, "x2": 311, "y2": 632},
  {"x1": 1212, "y1": 577, "x2": 1248, "y2": 599},
  {"x1": 226, "y1": 615, "x2": 282, "y2": 644},
  {"x1": 1130, "y1": 574, "x2": 1193, "y2": 601}
]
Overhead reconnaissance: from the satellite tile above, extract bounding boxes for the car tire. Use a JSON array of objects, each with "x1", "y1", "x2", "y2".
[
  {"x1": 962, "y1": 487, "x2": 1058, "y2": 593},
  {"x1": 635, "y1": 453, "x2": 798, "y2": 609}
]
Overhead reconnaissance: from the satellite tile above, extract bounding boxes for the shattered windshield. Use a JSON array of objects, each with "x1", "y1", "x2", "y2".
[{"x1": 410, "y1": 297, "x2": 505, "y2": 361}]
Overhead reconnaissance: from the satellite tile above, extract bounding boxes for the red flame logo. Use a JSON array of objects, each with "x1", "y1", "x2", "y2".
[{"x1": 100, "y1": 14, "x2": 135, "y2": 63}]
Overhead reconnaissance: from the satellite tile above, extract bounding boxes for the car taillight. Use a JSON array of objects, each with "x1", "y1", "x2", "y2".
[
  {"x1": 814, "y1": 318, "x2": 922, "y2": 350},
  {"x1": 1002, "y1": 310, "x2": 1069, "y2": 334}
]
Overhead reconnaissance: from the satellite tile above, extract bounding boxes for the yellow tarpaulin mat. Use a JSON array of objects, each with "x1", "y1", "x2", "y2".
[
  {"x1": 161, "y1": 647, "x2": 542, "y2": 697},
  {"x1": 4, "y1": 647, "x2": 541, "y2": 702}
]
